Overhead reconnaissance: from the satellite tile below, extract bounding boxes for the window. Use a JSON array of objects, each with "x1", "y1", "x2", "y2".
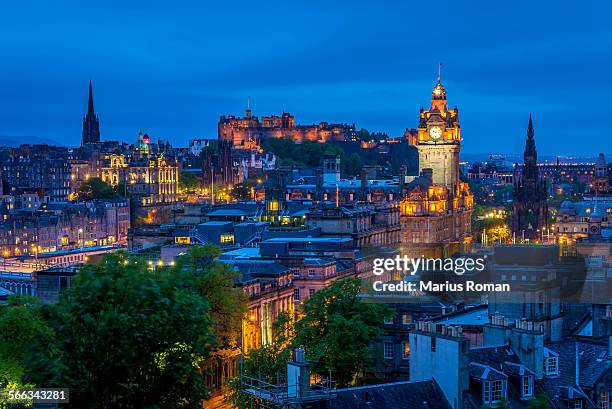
[
  {"x1": 309, "y1": 289, "x2": 315, "y2": 297},
  {"x1": 402, "y1": 341, "x2": 410, "y2": 359},
  {"x1": 543, "y1": 356, "x2": 559, "y2": 376},
  {"x1": 490, "y1": 380, "x2": 503, "y2": 402},
  {"x1": 522, "y1": 375, "x2": 533, "y2": 398},
  {"x1": 483, "y1": 380, "x2": 505, "y2": 404},
  {"x1": 383, "y1": 342, "x2": 393, "y2": 359},
  {"x1": 308, "y1": 269, "x2": 315, "y2": 277},
  {"x1": 59, "y1": 276, "x2": 71, "y2": 291},
  {"x1": 402, "y1": 313, "x2": 411, "y2": 325},
  {"x1": 293, "y1": 288, "x2": 300, "y2": 301},
  {"x1": 292, "y1": 269, "x2": 300, "y2": 278},
  {"x1": 384, "y1": 315, "x2": 393, "y2": 325},
  {"x1": 574, "y1": 400, "x2": 583, "y2": 409},
  {"x1": 599, "y1": 390, "x2": 609, "y2": 409}
]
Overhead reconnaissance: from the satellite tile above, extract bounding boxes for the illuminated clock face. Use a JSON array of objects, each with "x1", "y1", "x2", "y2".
[{"x1": 429, "y1": 126, "x2": 442, "y2": 140}]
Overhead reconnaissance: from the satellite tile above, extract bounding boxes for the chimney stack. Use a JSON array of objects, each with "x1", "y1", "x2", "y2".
[
  {"x1": 287, "y1": 346, "x2": 311, "y2": 399},
  {"x1": 511, "y1": 320, "x2": 544, "y2": 380}
]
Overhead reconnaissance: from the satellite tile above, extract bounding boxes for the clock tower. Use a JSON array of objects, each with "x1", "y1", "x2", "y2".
[{"x1": 416, "y1": 73, "x2": 461, "y2": 191}]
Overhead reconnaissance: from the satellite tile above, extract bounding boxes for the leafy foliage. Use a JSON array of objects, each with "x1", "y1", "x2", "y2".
[
  {"x1": 77, "y1": 177, "x2": 122, "y2": 200},
  {"x1": 25, "y1": 252, "x2": 215, "y2": 409},
  {"x1": 172, "y1": 245, "x2": 248, "y2": 348},
  {"x1": 526, "y1": 394, "x2": 551, "y2": 409},
  {"x1": 236, "y1": 279, "x2": 390, "y2": 389},
  {"x1": 179, "y1": 172, "x2": 201, "y2": 193},
  {"x1": 293, "y1": 278, "x2": 392, "y2": 386},
  {"x1": 0, "y1": 295, "x2": 54, "y2": 391},
  {"x1": 261, "y1": 137, "x2": 416, "y2": 177}
]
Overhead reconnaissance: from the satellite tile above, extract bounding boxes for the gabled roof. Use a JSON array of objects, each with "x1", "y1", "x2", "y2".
[
  {"x1": 470, "y1": 363, "x2": 508, "y2": 381},
  {"x1": 540, "y1": 340, "x2": 610, "y2": 409},
  {"x1": 469, "y1": 344, "x2": 521, "y2": 371}
]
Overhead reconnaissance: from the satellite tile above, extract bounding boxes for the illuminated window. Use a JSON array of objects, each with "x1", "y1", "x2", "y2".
[
  {"x1": 402, "y1": 341, "x2": 410, "y2": 359},
  {"x1": 402, "y1": 313, "x2": 411, "y2": 325},
  {"x1": 293, "y1": 288, "x2": 300, "y2": 301},
  {"x1": 220, "y1": 234, "x2": 234, "y2": 244}
]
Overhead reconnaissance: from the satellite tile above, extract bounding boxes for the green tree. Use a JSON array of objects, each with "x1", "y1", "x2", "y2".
[
  {"x1": 230, "y1": 179, "x2": 259, "y2": 202},
  {"x1": 0, "y1": 295, "x2": 54, "y2": 391},
  {"x1": 172, "y1": 245, "x2": 248, "y2": 348},
  {"x1": 293, "y1": 278, "x2": 392, "y2": 387},
  {"x1": 77, "y1": 177, "x2": 118, "y2": 200},
  {"x1": 26, "y1": 252, "x2": 215, "y2": 409},
  {"x1": 179, "y1": 172, "x2": 201, "y2": 193},
  {"x1": 526, "y1": 394, "x2": 551, "y2": 409}
]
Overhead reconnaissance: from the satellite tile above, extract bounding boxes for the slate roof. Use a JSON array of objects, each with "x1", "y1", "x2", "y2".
[
  {"x1": 470, "y1": 363, "x2": 508, "y2": 381},
  {"x1": 539, "y1": 340, "x2": 610, "y2": 409},
  {"x1": 221, "y1": 260, "x2": 289, "y2": 281},
  {"x1": 311, "y1": 379, "x2": 452, "y2": 409},
  {"x1": 467, "y1": 345, "x2": 529, "y2": 409},
  {"x1": 469, "y1": 344, "x2": 522, "y2": 371}
]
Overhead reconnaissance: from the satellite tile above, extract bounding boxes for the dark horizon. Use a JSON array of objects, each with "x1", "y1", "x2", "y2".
[{"x1": 1, "y1": 1, "x2": 611, "y2": 155}]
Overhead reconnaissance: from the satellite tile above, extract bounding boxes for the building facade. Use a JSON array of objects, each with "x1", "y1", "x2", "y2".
[
  {"x1": 399, "y1": 75, "x2": 474, "y2": 246},
  {"x1": 218, "y1": 107, "x2": 354, "y2": 148}
]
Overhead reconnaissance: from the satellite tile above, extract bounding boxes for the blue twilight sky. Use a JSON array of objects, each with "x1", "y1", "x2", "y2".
[{"x1": 0, "y1": 0, "x2": 610, "y2": 155}]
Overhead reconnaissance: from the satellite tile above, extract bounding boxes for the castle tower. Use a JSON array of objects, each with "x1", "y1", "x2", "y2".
[
  {"x1": 512, "y1": 115, "x2": 548, "y2": 240},
  {"x1": 81, "y1": 80, "x2": 101, "y2": 145},
  {"x1": 416, "y1": 69, "x2": 461, "y2": 191}
]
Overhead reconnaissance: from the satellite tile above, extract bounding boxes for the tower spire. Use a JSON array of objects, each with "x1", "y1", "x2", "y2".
[
  {"x1": 523, "y1": 114, "x2": 538, "y2": 180},
  {"x1": 88, "y1": 80, "x2": 95, "y2": 115},
  {"x1": 527, "y1": 113, "x2": 534, "y2": 139},
  {"x1": 437, "y1": 62, "x2": 442, "y2": 83},
  {"x1": 246, "y1": 96, "x2": 252, "y2": 118},
  {"x1": 82, "y1": 80, "x2": 101, "y2": 145}
]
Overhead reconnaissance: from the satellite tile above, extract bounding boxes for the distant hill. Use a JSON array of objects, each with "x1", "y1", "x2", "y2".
[{"x1": 0, "y1": 135, "x2": 63, "y2": 148}]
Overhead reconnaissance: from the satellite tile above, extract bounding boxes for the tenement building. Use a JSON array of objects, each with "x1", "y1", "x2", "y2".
[
  {"x1": 0, "y1": 145, "x2": 72, "y2": 202},
  {"x1": 398, "y1": 74, "x2": 473, "y2": 247}
]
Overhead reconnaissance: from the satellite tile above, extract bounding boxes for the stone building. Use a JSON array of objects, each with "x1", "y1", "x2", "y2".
[
  {"x1": 0, "y1": 151, "x2": 71, "y2": 202},
  {"x1": 218, "y1": 106, "x2": 354, "y2": 148},
  {"x1": 81, "y1": 80, "x2": 101, "y2": 145},
  {"x1": 98, "y1": 132, "x2": 179, "y2": 206},
  {"x1": 512, "y1": 115, "x2": 548, "y2": 240},
  {"x1": 0, "y1": 199, "x2": 129, "y2": 257},
  {"x1": 307, "y1": 203, "x2": 401, "y2": 246},
  {"x1": 399, "y1": 74, "x2": 474, "y2": 247}
]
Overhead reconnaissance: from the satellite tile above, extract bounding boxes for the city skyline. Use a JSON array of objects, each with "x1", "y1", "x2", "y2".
[{"x1": 1, "y1": 1, "x2": 611, "y2": 155}]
